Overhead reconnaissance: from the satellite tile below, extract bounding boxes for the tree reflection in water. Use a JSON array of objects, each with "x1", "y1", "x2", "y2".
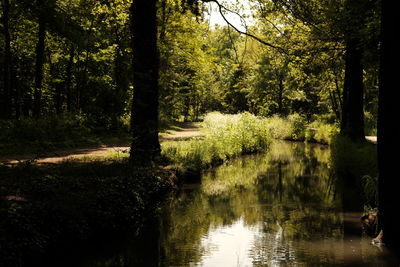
[
  {"x1": 78, "y1": 141, "x2": 396, "y2": 266},
  {"x1": 158, "y1": 141, "x2": 392, "y2": 266}
]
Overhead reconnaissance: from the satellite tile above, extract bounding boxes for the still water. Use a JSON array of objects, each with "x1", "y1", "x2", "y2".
[
  {"x1": 153, "y1": 141, "x2": 391, "y2": 266},
  {"x1": 80, "y1": 141, "x2": 396, "y2": 266}
]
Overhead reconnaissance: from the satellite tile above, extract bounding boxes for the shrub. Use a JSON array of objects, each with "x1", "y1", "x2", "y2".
[{"x1": 305, "y1": 121, "x2": 339, "y2": 144}]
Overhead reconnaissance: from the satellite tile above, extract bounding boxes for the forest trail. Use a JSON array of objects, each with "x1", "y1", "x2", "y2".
[
  {"x1": 0, "y1": 122, "x2": 203, "y2": 165},
  {"x1": 365, "y1": 136, "x2": 377, "y2": 144}
]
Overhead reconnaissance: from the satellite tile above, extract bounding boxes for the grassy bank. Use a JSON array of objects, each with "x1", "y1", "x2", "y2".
[
  {"x1": 161, "y1": 112, "x2": 272, "y2": 178},
  {"x1": 161, "y1": 112, "x2": 338, "y2": 178},
  {"x1": 264, "y1": 114, "x2": 339, "y2": 144}
]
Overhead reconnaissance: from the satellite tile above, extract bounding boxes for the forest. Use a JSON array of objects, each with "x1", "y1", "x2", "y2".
[{"x1": 0, "y1": 0, "x2": 399, "y2": 266}]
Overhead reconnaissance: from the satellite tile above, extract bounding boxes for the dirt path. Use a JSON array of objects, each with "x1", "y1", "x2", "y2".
[
  {"x1": 0, "y1": 123, "x2": 203, "y2": 165},
  {"x1": 365, "y1": 136, "x2": 377, "y2": 144}
]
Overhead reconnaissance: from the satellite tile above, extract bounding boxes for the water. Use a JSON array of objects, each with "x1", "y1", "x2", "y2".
[
  {"x1": 152, "y1": 141, "x2": 392, "y2": 266},
  {"x1": 46, "y1": 141, "x2": 398, "y2": 266}
]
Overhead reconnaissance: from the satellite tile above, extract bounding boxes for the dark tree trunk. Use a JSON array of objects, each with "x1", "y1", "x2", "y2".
[
  {"x1": 340, "y1": 38, "x2": 365, "y2": 141},
  {"x1": 277, "y1": 78, "x2": 284, "y2": 115},
  {"x1": 1, "y1": 0, "x2": 12, "y2": 119},
  {"x1": 129, "y1": 0, "x2": 161, "y2": 165},
  {"x1": 340, "y1": 0, "x2": 367, "y2": 141},
  {"x1": 66, "y1": 45, "x2": 75, "y2": 113},
  {"x1": 113, "y1": 27, "x2": 129, "y2": 128},
  {"x1": 377, "y1": 0, "x2": 400, "y2": 249},
  {"x1": 33, "y1": 17, "x2": 46, "y2": 117},
  {"x1": 333, "y1": 75, "x2": 343, "y2": 114},
  {"x1": 48, "y1": 52, "x2": 62, "y2": 115}
]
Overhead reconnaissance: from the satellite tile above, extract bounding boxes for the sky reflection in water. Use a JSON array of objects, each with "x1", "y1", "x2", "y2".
[{"x1": 159, "y1": 141, "x2": 393, "y2": 266}]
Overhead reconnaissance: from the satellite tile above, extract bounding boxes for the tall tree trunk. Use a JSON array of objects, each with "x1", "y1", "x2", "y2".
[
  {"x1": 66, "y1": 45, "x2": 75, "y2": 113},
  {"x1": 377, "y1": 0, "x2": 400, "y2": 249},
  {"x1": 340, "y1": 0, "x2": 366, "y2": 141},
  {"x1": 277, "y1": 78, "x2": 284, "y2": 115},
  {"x1": 33, "y1": 17, "x2": 46, "y2": 118},
  {"x1": 1, "y1": 0, "x2": 12, "y2": 119},
  {"x1": 340, "y1": 37, "x2": 365, "y2": 141},
  {"x1": 48, "y1": 52, "x2": 61, "y2": 114},
  {"x1": 129, "y1": 0, "x2": 161, "y2": 165},
  {"x1": 113, "y1": 27, "x2": 129, "y2": 128},
  {"x1": 333, "y1": 74, "x2": 343, "y2": 113}
]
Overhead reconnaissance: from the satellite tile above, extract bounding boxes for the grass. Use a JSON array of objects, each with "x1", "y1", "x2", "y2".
[
  {"x1": 161, "y1": 112, "x2": 273, "y2": 177},
  {"x1": 261, "y1": 114, "x2": 339, "y2": 144},
  {"x1": 90, "y1": 112, "x2": 338, "y2": 176},
  {"x1": 0, "y1": 115, "x2": 131, "y2": 156}
]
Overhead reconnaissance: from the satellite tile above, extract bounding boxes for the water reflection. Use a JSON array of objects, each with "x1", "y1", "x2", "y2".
[
  {"x1": 75, "y1": 141, "x2": 396, "y2": 266},
  {"x1": 158, "y1": 141, "x2": 394, "y2": 266}
]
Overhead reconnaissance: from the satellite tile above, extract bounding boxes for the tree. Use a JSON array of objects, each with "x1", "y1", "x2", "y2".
[
  {"x1": 270, "y1": 0, "x2": 377, "y2": 140},
  {"x1": 339, "y1": 0, "x2": 367, "y2": 141},
  {"x1": 1, "y1": 0, "x2": 12, "y2": 119},
  {"x1": 33, "y1": 14, "x2": 46, "y2": 117},
  {"x1": 377, "y1": 0, "x2": 400, "y2": 249},
  {"x1": 129, "y1": 0, "x2": 161, "y2": 165}
]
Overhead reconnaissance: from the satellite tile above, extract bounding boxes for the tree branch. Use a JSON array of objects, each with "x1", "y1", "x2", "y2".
[{"x1": 202, "y1": 0, "x2": 286, "y2": 53}]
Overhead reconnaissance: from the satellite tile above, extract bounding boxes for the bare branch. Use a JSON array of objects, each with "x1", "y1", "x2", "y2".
[{"x1": 201, "y1": 0, "x2": 286, "y2": 53}]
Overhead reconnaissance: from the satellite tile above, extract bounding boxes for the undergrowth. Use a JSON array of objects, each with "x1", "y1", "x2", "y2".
[
  {"x1": 0, "y1": 115, "x2": 131, "y2": 156},
  {"x1": 0, "y1": 160, "x2": 174, "y2": 266}
]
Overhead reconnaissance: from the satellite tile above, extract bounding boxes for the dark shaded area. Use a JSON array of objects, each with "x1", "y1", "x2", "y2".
[{"x1": 0, "y1": 160, "x2": 174, "y2": 267}]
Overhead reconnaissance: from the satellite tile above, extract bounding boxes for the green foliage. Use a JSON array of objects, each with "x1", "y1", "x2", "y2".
[
  {"x1": 0, "y1": 161, "x2": 174, "y2": 264},
  {"x1": 161, "y1": 112, "x2": 272, "y2": 173},
  {"x1": 0, "y1": 115, "x2": 130, "y2": 155},
  {"x1": 306, "y1": 120, "x2": 339, "y2": 144}
]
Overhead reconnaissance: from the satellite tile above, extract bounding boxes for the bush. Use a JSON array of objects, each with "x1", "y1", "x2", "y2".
[
  {"x1": 263, "y1": 115, "x2": 294, "y2": 140},
  {"x1": 305, "y1": 120, "x2": 339, "y2": 144}
]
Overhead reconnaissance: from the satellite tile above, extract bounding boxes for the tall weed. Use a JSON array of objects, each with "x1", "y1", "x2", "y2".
[{"x1": 162, "y1": 112, "x2": 272, "y2": 173}]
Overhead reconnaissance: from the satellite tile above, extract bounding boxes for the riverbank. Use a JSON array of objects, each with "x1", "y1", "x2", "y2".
[{"x1": 0, "y1": 113, "x2": 376, "y2": 266}]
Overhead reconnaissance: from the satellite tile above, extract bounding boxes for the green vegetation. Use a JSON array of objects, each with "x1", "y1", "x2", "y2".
[
  {"x1": 161, "y1": 112, "x2": 338, "y2": 178},
  {"x1": 0, "y1": 115, "x2": 131, "y2": 156},
  {"x1": 0, "y1": 160, "x2": 174, "y2": 264},
  {"x1": 162, "y1": 112, "x2": 272, "y2": 176}
]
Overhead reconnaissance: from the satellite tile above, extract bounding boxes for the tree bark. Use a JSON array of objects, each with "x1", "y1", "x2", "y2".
[
  {"x1": 33, "y1": 16, "x2": 46, "y2": 117},
  {"x1": 66, "y1": 45, "x2": 75, "y2": 113},
  {"x1": 340, "y1": 37, "x2": 365, "y2": 141},
  {"x1": 1, "y1": 0, "x2": 12, "y2": 119},
  {"x1": 129, "y1": 0, "x2": 161, "y2": 165},
  {"x1": 277, "y1": 77, "x2": 284, "y2": 115},
  {"x1": 339, "y1": 0, "x2": 366, "y2": 141},
  {"x1": 377, "y1": 0, "x2": 400, "y2": 249}
]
